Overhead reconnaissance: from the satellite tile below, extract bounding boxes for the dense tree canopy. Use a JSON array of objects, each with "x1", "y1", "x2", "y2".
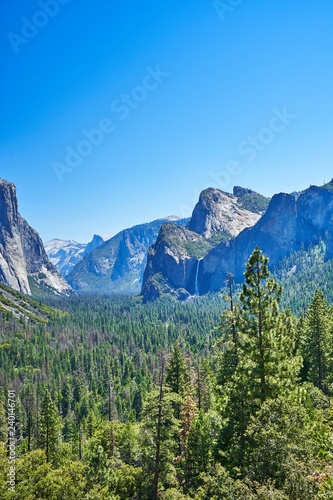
[{"x1": 1, "y1": 248, "x2": 333, "y2": 498}]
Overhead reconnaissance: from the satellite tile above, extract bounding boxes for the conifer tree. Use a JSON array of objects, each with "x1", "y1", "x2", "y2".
[
  {"x1": 141, "y1": 353, "x2": 180, "y2": 499},
  {"x1": 132, "y1": 386, "x2": 143, "y2": 420},
  {"x1": 85, "y1": 409, "x2": 98, "y2": 439},
  {"x1": 178, "y1": 387, "x2": 198, "y2": 487},
  {"x1": 217, "y1": 273, "x2": 240, "y2": 385},
  {"x1": 39, "y1": 389, "x2": 61, "y2": 463},
  {"x1": 234, "y1": 247, "x2": 302, "y2": 403},
  {"x1": 61, "y1": 380, "x2": 71, "y2": 418},
  {"x1": 217, "y1": 247, "x2": 302, "y2": 472},
  {"x1": 196, "y1": 359, "x2": 215, "y2": 412},
  {"x1": 166, "y1": 342, "x2": 188, "y2": 396},
  {"x1": 301, "y1": 290, "x2": 332, "y2": 393},
  {"x1": 186, "y1": 410, "x2": 213, "y2": 486}
]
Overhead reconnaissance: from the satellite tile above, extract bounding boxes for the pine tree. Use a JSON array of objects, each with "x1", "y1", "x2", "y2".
[
  {"x1": 166, "y1": 342, "x2": 188, "y2": 396},
  {"x1": 141, "y1": 353, "x2": 180, "y2": 499},
  {"x1": 196, "y1": 359, "x2": 215, "y2": 412},
  {"x1": 61, "y1": 380, "x2": 71, "y2": 418},
  {"x1": 85, "y1": 409, "x2": 98, "y2": 439},
  {"x1": 72, "y1": 376, "x2": 84, "y2": 405},
  {"x1": 234, "y1": 247, "x2": 302, "y2": 403},
  {"x1": 217, "y1": 247, "x2": 302, "y2": 473},
  {"x1": 217, "y1": 273, "x2": 240, "y2": 386},
  {"x1": 178, "y1": 387, "x2": 198, "y2": 487},
  {"x1": 186, "y1": 409, "x2": 216, "y2": 489},
  {"x1": 301, "y1": 290, "x2": 332, "y2": 393},
  {"x1": 132, "y1": 386, "x2": 143, "y2": 420},
  {"x1": 108, "y1": 382, "x2": 116, "y2": 457},
  {"x1": 39, "y1": 389, "x2": 61, "y2": 463}
]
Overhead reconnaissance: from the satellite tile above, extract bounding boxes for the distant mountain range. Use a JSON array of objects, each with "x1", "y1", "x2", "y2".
[
  {"x1": 0, "y1": 176, "x2": 190, "y2": 298},
  {"x1": 3, "y1": 175, "x2": 333, "y2": 304},
  {"x1": 45, "y1": 234, "x2": 110, "y2": 277},
  {"x1": 66, "y1": 216, "x2": 189, "y2": 294}
]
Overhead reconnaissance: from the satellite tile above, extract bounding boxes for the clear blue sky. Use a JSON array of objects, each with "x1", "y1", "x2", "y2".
[{"x1": 1, "y1": 0, "x2": 333, "y2": 243}]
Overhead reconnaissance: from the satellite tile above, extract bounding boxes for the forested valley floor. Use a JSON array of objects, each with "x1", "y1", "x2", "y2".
[{"x1": 2, "y1": 248, "x2": 333, "y2": 499}]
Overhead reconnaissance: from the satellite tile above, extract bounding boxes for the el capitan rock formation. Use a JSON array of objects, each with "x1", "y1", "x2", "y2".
[{"x1": 0, "y1": 178, "x2": 73, "y2": 296}]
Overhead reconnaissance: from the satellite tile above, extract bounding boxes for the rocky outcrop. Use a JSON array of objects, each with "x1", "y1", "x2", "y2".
[
  {"x1": 0, "y1": 178, "x2": 73, "y2": 296},
  {"x1": 142, "y1": 187, "x2": 269, "y2": 301},
  {"x1": 141, "y1": 183, "x2": 333, "y2": 301},
  {"x1": 66, "y1": 216, "x2": 189, "y2": 294},
  {"x1": 0, "y1": 180, "x2": 29, "y2": 293},
  {"x1": 142, "y1": 224, "x2": 207, "y2": 301},
  {"x1": 84, "y1": 234, "x2": 110, "y2": 256},
  {"x1": 188, "y1": 188, "x2": 262, "y2": 238},
  {"x1": 232, "y1": 186, "x2": 270, "y2": 214}
]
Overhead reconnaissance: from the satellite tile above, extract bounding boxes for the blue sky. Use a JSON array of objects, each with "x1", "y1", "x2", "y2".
[{"x1": 1, "y1": 0, "x2": 333, "y2": 243}]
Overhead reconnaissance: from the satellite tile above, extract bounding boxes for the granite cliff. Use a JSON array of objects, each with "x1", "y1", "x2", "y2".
[
  {"x1": 188, "y1": 187, "x2": 266, "y2": 237},
  {"x1": 0, "y1": 179, "x2": 73, "y2": 296},
  {"x1": 84, "y1": 234, "x2": 110, "y2": 256},
  {"x1": 200, "y1": 183, "x2": 333, "y2": 293}
]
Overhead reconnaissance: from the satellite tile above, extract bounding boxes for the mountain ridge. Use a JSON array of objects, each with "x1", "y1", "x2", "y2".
[
  {"x1": 45, "y1": 234, "x2": 110, "y2": 277},
  {"x1": 66, "y1": 216, "x2": 190, "y2": 294},
  {"x1": 141, "y1": 183, "x2": 333, "y2": 301}
]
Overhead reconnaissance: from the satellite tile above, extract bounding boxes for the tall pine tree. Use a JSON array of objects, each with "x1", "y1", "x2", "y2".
[
  {"x1": 39, "y1": 389, "x2": 61, "y2": 463},
  {"x1": 234, "y1": 247, "x2": 301, "y2": 403},
  {"x1": 141, "y1": 353, "x2": 180, "y2": 498},
  {"x1": 301, "y1": 290, "x2": 332, "y2": 393},
  {"x1": 217, "y1": 247, "x2": 302, "y2": 473},
  {"x1": 165, "y1": 342, "x2": 188, "y2": 396}
]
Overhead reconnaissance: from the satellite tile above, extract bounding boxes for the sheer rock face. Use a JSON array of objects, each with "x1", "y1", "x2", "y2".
[
  {"x1": 142, "y1": 187, "x2": 269, "y2": 301},
  {"x1": 141, "y1": 224, "x2": 205, "y2": 302},
  {"x1": 201, "y1": 185, "x2": 333, "y2": 293},
  {"x1": 188, "y1": 188, "x2": 261, "y2": 238},
  {"x1": 0, "y1": 180, "x2": 29, "y2": 293},
  {"x1": 0, "y1": 179, "x2": 73, "y2": 296}
]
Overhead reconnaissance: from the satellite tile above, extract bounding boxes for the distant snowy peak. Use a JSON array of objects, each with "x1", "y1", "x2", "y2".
[
  {"x1": 44, "y1": 239, "x2": 86, "y2": 277},
  {"x1": 45, "y1": 234, "x2": 110, "y2": 277}
]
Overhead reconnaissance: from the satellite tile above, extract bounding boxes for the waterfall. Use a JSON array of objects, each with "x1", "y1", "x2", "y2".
[{"x1": 195, "y1": 259, "x2": 200, "y2": 295}]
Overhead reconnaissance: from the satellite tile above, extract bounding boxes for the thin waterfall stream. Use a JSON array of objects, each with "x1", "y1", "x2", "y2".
[{"x1": 195, "y1": 259, "x2": 201, "y2": 295}]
